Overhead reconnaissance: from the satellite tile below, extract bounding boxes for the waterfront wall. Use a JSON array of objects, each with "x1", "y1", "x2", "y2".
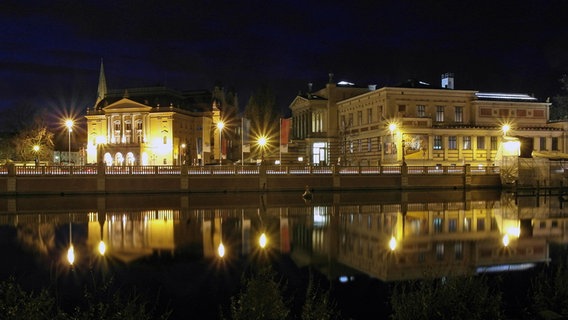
[{"x1": 0, "y1": 163, "x2": 501, "y2": 195}]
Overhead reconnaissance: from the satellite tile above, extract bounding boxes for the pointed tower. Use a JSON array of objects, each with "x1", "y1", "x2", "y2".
[{"x1": 95, "y1": 59, "x2": 107, "y2": 108}]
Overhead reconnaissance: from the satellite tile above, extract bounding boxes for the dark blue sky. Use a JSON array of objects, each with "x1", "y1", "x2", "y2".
[{"x1": 1, "y1": 0, "x2": 568, "y2": 116}]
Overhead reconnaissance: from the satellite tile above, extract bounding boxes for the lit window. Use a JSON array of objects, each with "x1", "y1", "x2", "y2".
[
  {"x1": 434, "y1": 136, "x2": 443, "y2": 150},
  {"x1": 436, "y1": 106, "x2": 444, "y2": 122},
  {"x1": 455, "y1": 106, "x2": 463, "y2": 123},
  {"x1": 477, "y1": 137, "x2": 485, "y2": 149},
  {"x1": 448, "y1": 136, "x2": 457, "y2": 150},
  {"x1": 491, "y1": 137, "x2": 498, "y2": 150},
  {"x1": 417, "y1": 105, "x2": 425, "y2": 117},
  {"x1": 463, "y1": 136, "x2": 471, "y2": 150}
]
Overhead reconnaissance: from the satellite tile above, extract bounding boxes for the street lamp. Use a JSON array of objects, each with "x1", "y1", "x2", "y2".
[
  {"x1": 217, "y1": 121, "x2": 224, "y2": 166},
  {"x1": 257, "y1": 136, "x2": 267, "y2": 164},
  {"x1": 180, "y1": 143, "x2": 186, "y2": 165},
  {"x1": 388, "y1": 123, "x2": 397, "y2": 162},
  {"x1": 33, "y1": 145, "x2": 40, "y2": 166},
  {"x1": 502, "y1": 124, "x2": 511, "y2": 136},
  {"x1": 65, "y1": 119, "x2": 74, "y2": 166}
]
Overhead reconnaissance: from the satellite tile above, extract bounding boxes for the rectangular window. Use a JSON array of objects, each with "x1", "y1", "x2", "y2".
[
  {"x1": 463, "y1": 136, "x2": 471, "y2": 150},
  {"x1": 125, "y1": 123, "x2": 132, "y2": 131},
  {"x1": 436, "y1": 243, "x2": 444, "y2": 261},
  {"x1": 490, "y1": 137, "x2": 497, "y2": 150},
  {"x1": 398, "y1": 105, "x2": 406, "y2": 113},
  {"x1": 348, "y1": 113, "x2": 353, "y2": 127},
  {"x1": 367, "y1": 138, "x2": 372, "y2": 152},
  {"x1": 357, "y1": 111, "x2": 362, "y2": 126},
  {"x1": 448, "y1": 136, "x2": 457, "y2": 150},
  {"x1": 436, "y1": 106, "x2": 444, "y2": 122},
  {"x1": 434, "y1": 217, "x2": 443, "y2": 233},
  {"x1": 340, "y1": 115, "x2": 346, "y2": 129},
  {"x1": 480, "y1": 108, "x2": 492, "y2": 116},
  {"x1": 463, "y1": 218, "x2": 472, "y2": 232},
  {"x1": 552, "y1": 137, "x2": 559, "y2": 151},
  {"x1": 417, "y1": 105, "x2": 425, "y2": 117},
  {"x1": 455, "y1": 242, "x2": 463, "y2": 260},
  {"x1": 449, "y1": 219, "x2": 457, "y2": 232},
  {"x1": 455, "y1": 106, "x2": 463, "y2": 123},
  {"x1": 434, "y1": 136, "x2": 443, "y2": 150},
  {"x1": 377, "y1": 137, "x2": 382, "y2": 152},
  {"x1": 540, "y1": 137, "x2": 546, "y2": 151},
  {"x1": 477, "y1": 218, "x2": 485, "y2": 231},
  {"x1": 137, "y1": 122, "x2": 143, "y2": 130},
  {"x1": 477, "y1": 136, "x2": 485, "y2": 150},
  {"x1": 367, "y1": 108, "x2": 372, "y2": 124}
]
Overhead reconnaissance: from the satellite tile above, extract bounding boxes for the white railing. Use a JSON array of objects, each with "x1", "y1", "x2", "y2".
[{"x1": 1, "y1": 164, "x2": 500, "y2": 176}]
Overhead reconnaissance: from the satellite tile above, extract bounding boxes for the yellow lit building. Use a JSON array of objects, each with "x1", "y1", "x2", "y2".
[
  {"x1": 290, "y1": 73, "x2": 560, "y2": 167},
  {"x1": 85, "y1": 61, "x2": 237, "y2": 166}
]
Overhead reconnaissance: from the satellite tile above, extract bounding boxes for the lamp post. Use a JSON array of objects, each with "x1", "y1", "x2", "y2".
[
  {"x1": 180, "y1": 143, "x2": 186, "y2": 165},
  {"x1": 258, "y1": 136, "x2": 267, "y2": 164},
  {"x1": 65, "y1": 119, "x2": 74, "y2": 166},
  {"x1": 217, "y1": 121, "x2": 224, "y2": 166},
  {"x1": 502, "y1": 124, "x2": 510, "y2": 136},
  {"x1": 388, "y1": 123, "x2": 397, "y2": 163},
  {"x1": 33, "y1": 145, "x2": 40, "y2": 166}
]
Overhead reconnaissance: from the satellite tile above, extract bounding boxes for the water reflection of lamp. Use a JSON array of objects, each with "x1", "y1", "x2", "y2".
[
  {"x1": 98, "y1": 213, "x2": 106, "y2": 256},
  {"x1": 217, "y1": 242, "x2": 225, "y2": 258},
  {"x1": 259, "y1": 233, "x2": 268, "y2": 249},
  {"x1": 389, "y1": 236, "x2": 397, "y2": 251},
  {"x1": 67, "y1": 214, "x2": 75, "y2": 265}
]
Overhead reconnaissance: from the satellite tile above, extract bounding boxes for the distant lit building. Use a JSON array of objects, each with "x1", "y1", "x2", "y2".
[
  {"x1": 289, "y1": 73, "x2": 559, "y2": 166},
  {"x1": 85, "y1": 61, "x2": 238, "y2": 166}
]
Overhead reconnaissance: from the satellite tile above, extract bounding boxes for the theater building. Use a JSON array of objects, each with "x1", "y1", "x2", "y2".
[{"x1": 84, "y1": 62, "x2": 238, "y2": 166}]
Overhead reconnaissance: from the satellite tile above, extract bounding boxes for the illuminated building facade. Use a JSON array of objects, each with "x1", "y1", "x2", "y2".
[
  {"x1": 85, "y1": 62, "x2": 238, "y2": 166},
  {"x1": 289, "y1": 73, "x2": 559, "y2": 166}
]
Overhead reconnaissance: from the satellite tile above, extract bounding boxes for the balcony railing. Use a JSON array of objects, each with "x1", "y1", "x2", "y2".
[{"x1": 1, "y1": 164, "x2": 500, "y2": 176}]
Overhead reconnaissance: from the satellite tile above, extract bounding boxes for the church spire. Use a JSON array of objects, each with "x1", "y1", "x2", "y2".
[{"x1": 95, "y1": 58, "x2": 107, "y2": 108}]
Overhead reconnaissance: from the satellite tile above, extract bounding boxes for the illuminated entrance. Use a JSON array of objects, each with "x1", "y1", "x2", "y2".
[{"x1": 312, "y1": 142, "x2": 328, "y2": 165}]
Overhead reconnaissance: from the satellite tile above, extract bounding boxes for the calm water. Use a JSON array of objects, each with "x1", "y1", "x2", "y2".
[{"x1": 0, "y1": 189, "x2": 564, "y2": 319}]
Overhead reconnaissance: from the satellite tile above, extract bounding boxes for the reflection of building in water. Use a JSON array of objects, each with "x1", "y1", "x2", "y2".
[
  {"x1": 4, "y1": 192, "x2": 568, "y2": 281},
  {"x1": 87, "y1": 210, "x2": 180, "y2": 263},
  {"x1": 290, "y1": 199, "x2": 550, "y2": 282}
]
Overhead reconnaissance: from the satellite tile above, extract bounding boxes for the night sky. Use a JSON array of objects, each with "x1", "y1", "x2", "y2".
[{"x1": 1, "y1": 0, "x2": 568, "y2": 116}]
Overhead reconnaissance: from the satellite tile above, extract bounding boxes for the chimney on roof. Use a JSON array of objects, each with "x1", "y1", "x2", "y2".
[
  {"x1": 368, "y1": 84, "x2": 377, "y2": 91},
  {"x1": 441, "y1": 72, "x2": 454, "y2": 89}
]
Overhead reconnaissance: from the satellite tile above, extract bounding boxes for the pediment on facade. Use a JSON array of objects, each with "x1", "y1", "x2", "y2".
[
  {"x1": 289, "y1": 96, "x2": 309, "y2": 109},
  {"x1": 103, "y1": 98, "x2": 153, "y2": 113}
]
